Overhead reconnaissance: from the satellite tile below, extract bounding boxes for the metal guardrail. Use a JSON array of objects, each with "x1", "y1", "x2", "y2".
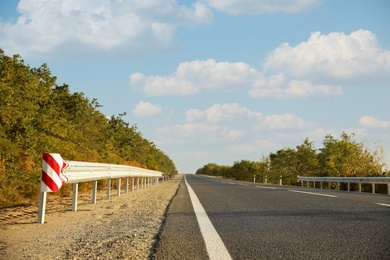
[
  {"x1": 298, "y1": 176, "x2": 390, "y2": 195},
  {"x1": 38, "y1": 155, "x2": 164, "y2": 224}
]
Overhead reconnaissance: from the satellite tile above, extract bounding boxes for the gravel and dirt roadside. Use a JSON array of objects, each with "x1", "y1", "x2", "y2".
[{"x1": 0, "y1": 175, "x2": 183, "y2": 259}]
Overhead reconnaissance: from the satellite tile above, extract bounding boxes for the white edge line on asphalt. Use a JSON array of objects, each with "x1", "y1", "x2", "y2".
[
  {"x1": 376, "y1": 203, "x2": 390, "y2": 207},
  {"x1": 184, "y1": 175, "x2": 233, "y2": 260},
  {"x1": 255, "y1": 186, "x2": 277, "y2": 190},
  {"x1": 288, "y1": 190, "x2": 338, "y2": 198}
]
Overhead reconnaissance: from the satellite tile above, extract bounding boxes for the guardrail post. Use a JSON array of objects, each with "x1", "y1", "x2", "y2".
[
  {"x1": 117, "y1": 178, "x2": 121, "y2": 196},
  {"x1": 72, "y1": 183, "x2": 78, "y2": 212},
  {"x1": 358, "y1": 183, "x2": 362, "y2": 193},
  {"x1": 388, "y1": 184, "x2": 390, "y2": 195},
  {"x1": 329, "y1": 182, "x2": 331, "y2": 190},
  {"x1": 137, "y1": 177, "x2": 139, "y2": 190},
  {"x1": 131, "y1": 177, "x2": 134, "y2": 191},
  {"x1": 125, "y1": 178, "x2": 129, "y2": 194},
  {"x1": 279, "y1": 175, "x2": 282, "y2": 185},
  {"x1": 337, "y1": 182, "x2": 340, "y2": 191},
  {"x1": 92, "y1": 181, "x2": 97, "y2": 204},
  {"x1": 107, "y1": 179, "x2": 111, "y2": 199},
  {"x1": 37, "y1": 191, "x2": 47, "y2": 224},
  {"x1": 320, "y1": 182, "x2": 323, "y2": 189},
  {"x1": 347, "y1": 182, "x2": 350, "y2": 192},
  {"x1": 372, "y1": 183, "x2": 375, "y2": 194}
]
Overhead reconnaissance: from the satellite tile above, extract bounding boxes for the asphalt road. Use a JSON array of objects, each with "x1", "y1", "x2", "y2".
[{"x1": 154, "y1": 174, "x2": 390, "y2": 259}]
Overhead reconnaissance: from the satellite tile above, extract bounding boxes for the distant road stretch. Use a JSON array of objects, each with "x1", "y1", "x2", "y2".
[{"x1": 154, "y1": 174, "x2": 390, "y2": 259}]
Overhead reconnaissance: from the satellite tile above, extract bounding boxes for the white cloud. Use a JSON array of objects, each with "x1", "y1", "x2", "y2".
[
  {"x1": 263, "y1": 114, "x2": 315, "y2": 129},
  {"x1": 204, "y1": 0, "x2": 323, "y2": 15},
  {"x1": 359, "y1": 116, "x2": 390, "y2": 129},
  {"x1": 158, "y1": 123, "x2": 228, "y2": 140},
  {"x1": 0, "y1": 0, "x2": 213, "y2": 58},
  {"x1": 157, "y1": 122, "x2": 246, "y2": 144},
  {"x1": 131, "y1": 59, "x2": 261, "y2": 96},
  {"x1": 263, "y1": 30, "x2": 390, "y2": 83},
  {"x1": 132, "y1": 101, "x2": 162, "y2": 117},
  {"x1": 131, "y1": 30, "x2": 390, "y2": 100},
  {"x1": 225, "y1": 129, "x2": 246, "y2": 141},
  {"x1": 186, "y1": 103, "x2": 262, "y2": 123},
  {"x1": 249, "y1": 78, "x2": 343, "y2": 99}
]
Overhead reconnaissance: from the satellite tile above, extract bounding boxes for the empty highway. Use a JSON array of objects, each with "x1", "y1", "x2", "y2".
[{"x1": 154, "y1": 174, "x2": 390, "y2": 259}]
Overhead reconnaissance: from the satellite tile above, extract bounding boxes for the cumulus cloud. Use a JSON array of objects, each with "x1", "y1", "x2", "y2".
[
  {"x1": 131, "y1": 59, "x2": 261, "y2": 96},
  {"x1": 186, "y1": 103, "x2": 262, "y2": 123},
  {"x1": 131, "y1": 30, "x2": 389, "y2": 99},
  {"x1": 359, "y1": 116, "x2": 390, "y2": 129},
  {"x1": 0, "y1": 0, "x2": 213, "y2": 58},
  {"x1": 132, "y1": 101, "x2": 162, "y2": 117},
  {"x1": 263, "y1": 114, "x2": 315, "y2": 129},
  {"x1": 249, "y1": 78, "x2": 343, "y2": 99},
  {"x1": 263, "y1": 30, "x2": 390, "y2": 83},
  {"x1": 158, "y1": 123, "x2": 228, "y2": 139},
  {"x1": 204, "y1": 0, "x2": 323, "y2": 15},
  {"x1": 186, "y1": 103, "x2": 313, "y2": 131}
]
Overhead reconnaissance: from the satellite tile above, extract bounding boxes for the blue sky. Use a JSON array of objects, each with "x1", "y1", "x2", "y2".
[{"x1": 1, "y1": 0, "x2": 389, "y2": 173}]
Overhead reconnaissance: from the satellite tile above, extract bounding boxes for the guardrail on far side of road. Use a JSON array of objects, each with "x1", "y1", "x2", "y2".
[
  {"x1": 298, "y1": 176, "x2": 390, "y2": 195},
  {"x1": 38, "y1": 153, "x2": 164, "y2": 224}
]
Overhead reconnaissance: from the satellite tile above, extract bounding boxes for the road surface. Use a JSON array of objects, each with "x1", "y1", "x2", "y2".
[{"x1": 154, "y1": 174, "x2": 390, "y2": 259}]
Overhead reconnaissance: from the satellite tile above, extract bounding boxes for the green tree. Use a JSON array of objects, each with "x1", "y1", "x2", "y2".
[
  {"x1": 296, "y1": 138, "x2": 319, "y2": 176},
  {"x1": 318, "y1": 132, "x2": 384, "y2": 177},
  {"x1": 0, "y1": 49, "x2": 176, "y2": 207},
  {"x1": 269, "y1": 148, "x2": 298, "y2": 185}
]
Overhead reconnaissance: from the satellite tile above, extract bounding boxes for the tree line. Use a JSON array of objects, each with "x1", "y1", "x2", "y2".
[
  {"x1": 196, "y1": 133, "x2": 389, "y2": 191},
  {"x1": 0, "y1": 49, "x2": 176, "y2": 207}
]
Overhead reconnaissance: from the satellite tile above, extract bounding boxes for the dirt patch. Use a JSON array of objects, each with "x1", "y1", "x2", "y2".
[{"x1": 0, "y1": 175, "x2": 182, "y2": 259}]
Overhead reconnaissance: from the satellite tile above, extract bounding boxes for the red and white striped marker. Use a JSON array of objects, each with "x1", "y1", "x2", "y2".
[{"x1": 41, "y1": 153, "x2": 68, "y2": 192}]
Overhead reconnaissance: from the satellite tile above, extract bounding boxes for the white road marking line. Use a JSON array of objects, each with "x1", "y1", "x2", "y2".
[
  {"x1": 185, "y1": 176, "x2": 232, "y2": 260},
  {"x1": 237, "y1": 183, "x2": 248, "y2": 186},
  {"x1": 255, "y1": 186, "x2": 277, "y2": 190},
  {"x1": 288, "y1": 190, "x2": 338, "y2": 198},
  {"x1": 376, "y1": 203, "x2": 390, "y2": 207}
]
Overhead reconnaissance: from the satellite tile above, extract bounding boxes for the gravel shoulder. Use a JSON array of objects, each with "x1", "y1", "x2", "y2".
[{"x1": 0, "y1": 175, "x2": 183, "y2": 259}]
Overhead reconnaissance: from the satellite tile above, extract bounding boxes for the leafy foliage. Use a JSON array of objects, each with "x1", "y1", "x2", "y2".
[
  {"x1": 0, "y1": 50, "x2": 176, "y2": 207},
  {"x1": 196, "y1": 132, "x2": 388, "y2": 188}
]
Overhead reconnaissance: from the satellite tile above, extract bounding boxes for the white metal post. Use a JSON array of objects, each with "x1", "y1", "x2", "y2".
[
  {"x1": 117, "y1": 178, "x2": 121, "y2": 196},
  {"x1": 37, "y1": 192, "x2": 47, "y2": 224},
  {"x1": 92, "y1": 181, "x2": 97, "y2": 204},
  {"x1": 107, "y1": 179, "x2": 111, "y2": 199},
  {"x1": 125, "y1": 178, "x2": 129, "y2": 194},
  {"x1": 72, "y1": 183, "x2": 78, "y2": 212}
]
